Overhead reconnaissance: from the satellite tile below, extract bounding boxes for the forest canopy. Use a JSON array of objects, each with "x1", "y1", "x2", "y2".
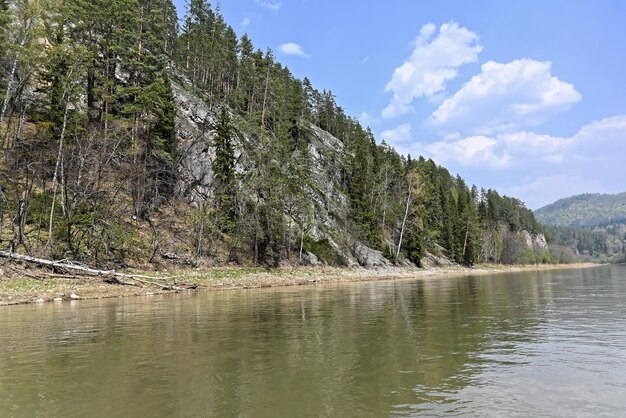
[{"x1": 0, "y1": 0, "x2": 547, "y2": 268}]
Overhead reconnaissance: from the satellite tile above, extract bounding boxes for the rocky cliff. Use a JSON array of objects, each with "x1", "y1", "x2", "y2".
[{"x1": 172, "y1": 79, "x2": 399, "y2": 267}]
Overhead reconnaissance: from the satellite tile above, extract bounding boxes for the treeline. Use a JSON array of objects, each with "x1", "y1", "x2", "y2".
[
  {"x1": 0, "y1": 0, "x2": 546, "y2": 268},
  {"x1": 535, "y1": 192, "x2": 626, "y2": 228},
  {"x1": 544, "y1": 224, "x2": 626, "y2": 263},
  {"x1": 0, "y1": 0, "x2": 180, "y2": 263}
]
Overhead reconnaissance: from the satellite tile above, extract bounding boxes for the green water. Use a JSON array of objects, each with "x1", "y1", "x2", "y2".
[{"x1": 1, "y1": 266, "x2": 625, "y2": 417}]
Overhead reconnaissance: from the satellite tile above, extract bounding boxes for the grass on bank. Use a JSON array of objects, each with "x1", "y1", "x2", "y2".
[{"x1": 0, "y1": 263, "x2": 601, "y2": 306}]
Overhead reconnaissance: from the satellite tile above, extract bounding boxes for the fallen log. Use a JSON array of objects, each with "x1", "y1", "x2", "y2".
[
  {"x1": 104, "y1": 277, "x2": 142, "y2": 287},
  {"x1": 0, "y1": 250, "x2": 178, "y2": 290}
]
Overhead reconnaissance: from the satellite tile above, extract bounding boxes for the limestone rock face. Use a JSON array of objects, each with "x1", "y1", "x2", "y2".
[
  {"x1": 300, "y1": 251, "x2": 320, "y2": 266},
  {"x1": 172, "y1": 81, "x2": 216, "y2": 203},
  {"x1": 352, "y1": 242, "x2": 393, "y2": 268},
  {"x1": 421, "y1": 252, "x2": 454, "y2": 268},
  {"x1": 172, "y1": 79, "x2": 393, "y2": 266},
  {"x1": 522, "y1": 231, "x2": 548, "y2": 250},
  {"x1": 534, "y1": 233, "x2": 548, "y2": 249}
]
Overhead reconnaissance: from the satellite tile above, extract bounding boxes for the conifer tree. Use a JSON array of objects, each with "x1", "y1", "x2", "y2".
[
  {"x1": 347, "y1": 127, "x2": 379, "y2": 246},
  {"x1": 0, "y1": 1, "x2": 9, "y2": 48},
  {"x1": 212, "y1": 106, "x2": 237, "y2": 233},
  {"x1": 0, "y1": 0, "x2": 550, "y2": 267}
]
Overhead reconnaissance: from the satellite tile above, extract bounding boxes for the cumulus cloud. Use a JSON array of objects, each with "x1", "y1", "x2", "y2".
[
  {"x1": 382, "y1": 22, "x2": 482, "y2": 119},
  {"x1": 255, "y1": 0, "x2": 281, "y2": 11},
  {"x1": 359, "y1": 112, "x2": 377, "y2": 126},
  {"x1": 381, "y1": 123, "x2": 413, "y2": 143},
  {"x1": 504, "y1": 175, "x2": 606, "y2": 210},
  {"x1": 429, "y1": 59, "x2": 582, "y2": 134},
  {"x1": 420, "y1": 115, "x2": 626, "y2": 208},
  {"x1": 423, "y1": 115, "x2": 626, "y2": 169},
  {"x1": 278, "y1": 42, "x2": 308, "y2": 57},
  {"x1": 425, "y1": 136, "x2": 511, "y2": 168}
]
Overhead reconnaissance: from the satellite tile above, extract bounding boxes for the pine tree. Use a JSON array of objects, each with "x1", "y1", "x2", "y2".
[
  {"x1": 147, "y1": 74, "x2": 178, "y2": 199},
  {"x1": 0, "y1": 1, "x2": 10, "y2": 48},
  {"x1": 347, "y1": 127, "x2": 379, "y2": 246},
  {"x1": 0, "y1": 0, "x2": 550, "y2": 267},
  {"x1": 212, "y1": 106, "x2": 237, "y2": 233}
]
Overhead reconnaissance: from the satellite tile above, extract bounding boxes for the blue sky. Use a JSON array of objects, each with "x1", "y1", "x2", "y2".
[{"x1": 173, "y1": 0, "x2": 626, "y2": 209}]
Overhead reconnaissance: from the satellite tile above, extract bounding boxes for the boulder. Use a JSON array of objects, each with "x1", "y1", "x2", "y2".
[
  {"x1": 352, "y1": 242, "x2": 393, "y2": 268},
  {"x1": 300, "y1": 251, "x2": 320, "y2": 266},
  {"x1": 421, "y1": 251, "x2": 454, "y2": 268}
]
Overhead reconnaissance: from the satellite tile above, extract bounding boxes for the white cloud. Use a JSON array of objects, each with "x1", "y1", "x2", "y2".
[
  {"x1": 242, "y1": 17, "x2": 251, "y2": 28},
  {"x1": 255, "y1": 0, "x2": 281, "y2": 11},
  {"x1": 382, "y1": 22, "x2": 482, "y2": 119},
  {"x1": 419, "y1": 115, "x2": 626, "y2": 208},
  {"x1": 361, "y1": 56, "x2": 371, "y2": 64},
  {"x1": 430, "y1": 59, "x2": 581, "y2": 134},
  {"x1": 359, "y1": 112, "x2": 377, "y2": 126},
  {"x1": 278, "y1": 42, "x2": 308, "y2": 57},
  {"x1": 425, "y1": 136, "x2": 511, "y2": 168},
  {"x1": 573, "y1": 115, "x2": 626, "y2": 148},
  {"x1": 423, "y1": 115, "x2": 626, "y2": 169},
  {"x1": 499, "y1": 131, "x2": 570, "y2": 155},
  {"x1": 381, "y1": 123, "x2": 413, "y2": 143},
  {"x1": 504, "y1": 175, "x2": 605, "y2": 210}
]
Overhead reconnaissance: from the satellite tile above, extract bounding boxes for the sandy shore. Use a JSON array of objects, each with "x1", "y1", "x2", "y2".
[{"x1": 0, "y1": 263, "x2": 600, "y2": 306}]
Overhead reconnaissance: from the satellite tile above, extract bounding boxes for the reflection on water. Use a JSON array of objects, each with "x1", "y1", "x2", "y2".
[{"x1": 1, "y1": 266, "x2": 625, "y2": 417}]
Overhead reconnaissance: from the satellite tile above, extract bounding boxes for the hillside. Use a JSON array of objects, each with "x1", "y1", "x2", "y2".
[
  {"x1": 536, "y1": 193, "x2": 626, "y2": 263},
  {"x1": 0, "y1": 0, "x2": 548, "y2": 269},
  {"x1": 535, "y1": 193, "x2": 626, "y2": 228}
]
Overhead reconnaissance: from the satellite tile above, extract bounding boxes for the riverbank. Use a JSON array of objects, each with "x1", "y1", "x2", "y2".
[
  {"x1": 0, "y1": 263, "x2": 597, "y2": 306},
  {"x1": 0, "y1": 263, "x2": 600, "y2": 306}
]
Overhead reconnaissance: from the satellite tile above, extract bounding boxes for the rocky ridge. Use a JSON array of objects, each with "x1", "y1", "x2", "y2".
[{"x1": 171, "y1": 79, "x2": 547, "y2": 268}]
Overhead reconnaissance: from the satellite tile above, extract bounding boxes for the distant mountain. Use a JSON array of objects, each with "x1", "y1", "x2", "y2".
[{"x1": 535, "y1": 192, "x2": 626, "y2": 228}]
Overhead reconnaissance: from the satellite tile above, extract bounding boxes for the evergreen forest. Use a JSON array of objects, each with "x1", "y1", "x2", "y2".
[{"x1": 0, "y1": 0, "x2": 551, "y2": 269}]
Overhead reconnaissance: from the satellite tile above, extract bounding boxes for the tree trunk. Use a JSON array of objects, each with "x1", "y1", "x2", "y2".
[
  {"x1": 0, "y1": 251, "x2": 180, "y2": 289},
  {"x1": 299, "y1": 225, "x2": 305, "y2": 262},
  {"x1": 397, "y1": 181, "x2": 413, "y2": 259},
  {"x1": 47, "y1": 99, "x2": 71, "y2": 247},
  {"x1": 462, "y1": 219, "x2": 470, "y2": 259},
  {"x1": 0, "y1": 188, "x2": 5, "y2": 244},
  {"x1": 260, "y1": 64, "x2": 271, "y2": 138},
  {"x1": 381, "y1": 164, "x2": 389, "y2": 237},
  {"x1": 0, "y1": 50, "x2": 20, "y2": 135}
]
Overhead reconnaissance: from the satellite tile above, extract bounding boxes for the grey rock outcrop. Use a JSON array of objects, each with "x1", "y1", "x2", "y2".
[
  {"x1": 534, "y1": 233, "x2": 548, "y2": 249},
  {"x1": 172, "y1": 79, "x2": 394, "y2": 266},
  {"x1": 522, "y1": 231, "x2": 548, "y2": 250},
  {"x1": 300, "y1": 251, "x2": 320, "y2": 266},
  {"x1": 352, "y1": 242, "x2": 393, "y2": 268},
  {"x1": 172, "y1": 81, "x2": 216, "y2": 203},
  {"x1": 420, "y1": 252, "x2": 454, "y2": 268}
]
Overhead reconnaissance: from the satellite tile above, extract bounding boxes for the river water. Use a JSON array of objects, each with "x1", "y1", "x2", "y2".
[{"x1": 1, "y1": 265, "x2": 625, "y2": 417}]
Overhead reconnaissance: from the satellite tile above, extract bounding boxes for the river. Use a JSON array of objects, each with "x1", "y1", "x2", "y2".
[{"x1": 1, "y1": 265, "x2": 625, "y2": 417}]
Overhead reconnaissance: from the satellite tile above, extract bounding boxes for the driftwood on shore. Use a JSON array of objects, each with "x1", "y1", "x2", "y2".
[{"x1": 0, "y1": 250, "x2": 186, "y2": 290}]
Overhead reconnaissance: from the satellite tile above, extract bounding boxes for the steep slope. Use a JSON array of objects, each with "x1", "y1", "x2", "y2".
[
  {"x1": 535, "y1": 193, "x2": 626, "y2": 228},
  {"x1": 0, "y1": 0, "x2": 549, "y2": 269},
  {"x1": 537, "y1": 193, "x2": 626, "y2": 262},
  {"x1": 173, "y1": 79, "x2": 396, "y2": 267}
]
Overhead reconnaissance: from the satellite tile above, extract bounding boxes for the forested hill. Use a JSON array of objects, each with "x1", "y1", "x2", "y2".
[
  {"x1": 536, "y1": 193, "x2": 626, "y2": 263},
  {"x1": 0, "y1": 0, "x2": 548, "y2": 268},
  {"x1": 535, "y1": 193, "x2": 626, "y2": 228}
]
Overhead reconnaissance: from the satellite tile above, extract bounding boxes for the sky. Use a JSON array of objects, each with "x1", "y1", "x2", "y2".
[{"x1": 173, "y1": 0, "x2": 626, "y2": 209}]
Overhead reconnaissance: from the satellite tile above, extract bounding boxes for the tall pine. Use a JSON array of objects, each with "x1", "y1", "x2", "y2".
[{"x1": 212, "y1": 106, "x2": 237, "y2": 233}]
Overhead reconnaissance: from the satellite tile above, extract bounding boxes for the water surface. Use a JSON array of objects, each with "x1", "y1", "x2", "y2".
[{"x1": 1, "y1": 265, "x2": 625, "y2": 417}]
